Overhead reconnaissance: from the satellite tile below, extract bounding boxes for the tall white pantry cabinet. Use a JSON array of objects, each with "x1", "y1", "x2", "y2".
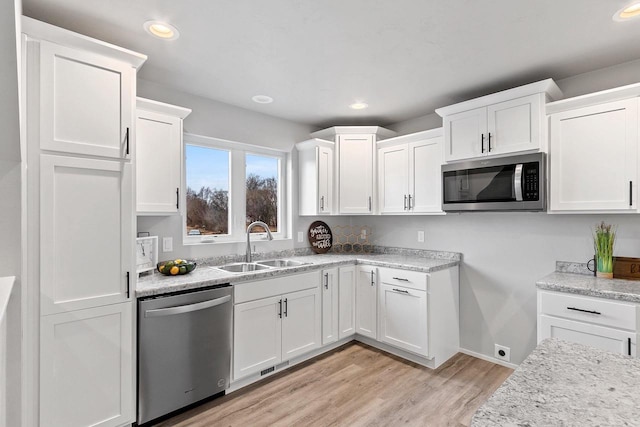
[{"x1": 21, "y1": 17, "x2": 146, "y2": 427}]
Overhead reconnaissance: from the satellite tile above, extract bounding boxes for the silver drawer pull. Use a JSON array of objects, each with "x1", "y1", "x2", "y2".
[
  {"x1": 567, "y1": 306, "x2": 601, "y2": 315},
  {"x1": 392, "y1": 277, "x2": 409, "y2": 282},
  {"x1": 145, "y1": 295, "x2": 231, "y2": 317},
  {"x1": 392, "y1": 288, "x2": 409, "y2": 294}
]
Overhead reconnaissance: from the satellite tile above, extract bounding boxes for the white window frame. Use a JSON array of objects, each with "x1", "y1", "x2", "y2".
[{"x1": 182, "y1": 133, "x2": 288, "y2": 245}]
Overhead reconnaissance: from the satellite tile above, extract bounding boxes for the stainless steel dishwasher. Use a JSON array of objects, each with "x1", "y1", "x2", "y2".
[{"x1": 137, "y1": 284, "x2": 232, "y2": 425}]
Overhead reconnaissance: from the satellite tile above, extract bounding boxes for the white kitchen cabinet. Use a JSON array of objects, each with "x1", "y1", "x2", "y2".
[
  {"x1": 22, "y1": 17, "x2": 145, "y2": 427},
  {"x1": 39, "y1": 40, "x2": 134, "y2": 159},
  {"x1": 233, "y1": 272, "x2": 321, "y2": 380},
  {"x1": 233, "y1": 296, "x2": 283, "y2": 380},
  {"x1": 548, "y1": 98, "x2": 638, "y2": 212},
  {"x1": 338, "y1": 266, "x2": 356, "y2": 339},
  {"x1": 296, "y1": 139, "x2": 334, "y2": 215},
  {"x1": 378, "y1": 129, "x2": 443, "y2": 214},
  {"x1": 338, "y1": 134, "x2": 375, "y2": 214},
  {"x1": 136, "y1": 98, "x2": 191, "y2": 215},
  {"x1": 40, "y1": 302, "x2": 133, "y2": 427},
  {"x1": 39, "y1": 155, "x2": 133, "y2": 315},
  {"x1": 436, "y1": 79, "x2": 562, "y2": 162},
  {"x1": 379, "y1": 283, "x2": 428, "y2": 357},
  {"x1": 321, "y1": 268, "x2": 339, "y2": 345},
  {"x1": 538, "y1": 290, "x2": 637, "y2": 357},
  {"x1": 310, "y1": 126, "x2": 396, "y2": 215},
  {"x1": 356, "y1": 265, "x2": 377, "y2": 339}
]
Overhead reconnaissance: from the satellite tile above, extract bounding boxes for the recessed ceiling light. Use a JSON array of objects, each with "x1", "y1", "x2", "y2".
[
  {"x1": 144, "y1": 21, "x2": 180, "y2": 40},
  {"x1": 613, "y1": 2, "x2": 640, "y2": 20},
  {"x1": 252, "y1": 95, "x2": 274, "y2": 104},
  {"x1": 349, "y1": 102, "x2": 369, "y2": 110}
]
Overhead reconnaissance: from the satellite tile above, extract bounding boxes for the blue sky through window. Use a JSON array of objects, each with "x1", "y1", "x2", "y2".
[
  {"x1": 186, "y1": 145, "x2": 229, "y2": 191},
  {"x1": 246, "y1": 154, "x2": 278, "y2": 180}
]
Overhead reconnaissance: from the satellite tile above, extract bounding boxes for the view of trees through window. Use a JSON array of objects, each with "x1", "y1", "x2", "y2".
[{"x1": 185, "y1": 145, "x2": 280, "y2": 236}]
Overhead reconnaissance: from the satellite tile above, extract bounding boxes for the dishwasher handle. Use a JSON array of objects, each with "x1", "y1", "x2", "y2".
[{"x1": 144, "y1": 294, "x2": 231, "y2": 318}]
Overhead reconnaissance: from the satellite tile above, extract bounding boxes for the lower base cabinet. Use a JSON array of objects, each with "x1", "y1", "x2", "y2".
[
  {"x1": 321, "y1": 268, "x2": 339, "y2": 345},
  {"x1": 40, "y1": 302, "x2": 133, "y2": 427},
  {"x1": 379, "y1": 283, "x2": 428, "y2": 357},
  {"x1": 538, "y1": 290, "x2": 637, "y2": 357},
  {"x1": 356, "y1": 265, "x2": 377, "y2": 339},
  {"x1": 233, "y1": 273, "x2": 321, "y2": 380},
  {"x1": 338, "y1": 266, "x2": 356, "y2": 339}
]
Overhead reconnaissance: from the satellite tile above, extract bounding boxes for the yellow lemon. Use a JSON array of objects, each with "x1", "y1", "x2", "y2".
[{"x1": 175, "y1": 259, "x2": 183, "y2": 264}]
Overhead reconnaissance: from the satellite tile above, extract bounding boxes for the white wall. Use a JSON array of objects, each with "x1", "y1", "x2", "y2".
[
  {"x1": 135, "y1": 80, "x2": 351, "y2": 259},
  {"x1": 0, "y1": 0, "x2": 21, "y2": 425}
]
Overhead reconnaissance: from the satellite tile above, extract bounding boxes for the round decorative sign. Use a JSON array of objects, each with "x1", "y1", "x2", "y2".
[{"x1": 308, "y1": 221, "x2": 333, "y2": 254}]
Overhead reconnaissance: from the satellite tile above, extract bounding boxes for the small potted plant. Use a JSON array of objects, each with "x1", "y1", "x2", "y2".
[{"x1": 593, "y1": 221, "x2": 616, "y2": 278}]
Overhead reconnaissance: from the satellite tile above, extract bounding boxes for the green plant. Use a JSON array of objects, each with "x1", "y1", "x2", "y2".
[{"x1": 593, "y1": 221, "x2": 616, "y2": 273}]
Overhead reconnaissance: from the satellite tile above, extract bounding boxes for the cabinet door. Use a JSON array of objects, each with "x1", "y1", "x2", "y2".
[
  {"x1": 378, "y1": 144, "x2": 409, "y2": 213},
  {"x1": 356, "y1": 266, "x2": 377, "y2": 339},
  {"x1": 487, "y1": 94, "x2": 541, "y2": 155},
  {"x1": 282, "y1": 287, "x2": 321, "y2": 360},
  {"x1": 338, "y1": 266, "x2": 356, "y2": 339},
  {"x1": 443, "y1": 107, "x2": 487, "y2": 161},
  {"x1": 136, "y1": 110, "x2": 181, "y2": 213},
  {"x1": 409, "y1": 138, "x2": 443, "y2": 213},
  {"x1": 321, "y1": 268, "x2": 339, "y2": 345},
  {"x1": 40, "y1": 303, "x2": 133, "y2": 427},
  {"x1": 39, "y1": 41, "x2": 132, "y2": 159},
  {"x1": 338, "y1": 134, "x2": 374, "y2": 214},
  {"x1": 317, "y1": 146, "x2": 333, "y2": 214},
  {"x1": 379, "y1": 284, "x2": 428, "y2": 357},
  {"x1": 40, "y1": 155, "x2": 133, "y2": 315},
  {"x1": 233, "y1": 296, "x2": 282, "y2": 380},
  {"x1": 539, "y1": 315, "x2": 635, "y2": 357},
  {"x1": 550, "y1": 99, "x2": 638, "y2": 211}
]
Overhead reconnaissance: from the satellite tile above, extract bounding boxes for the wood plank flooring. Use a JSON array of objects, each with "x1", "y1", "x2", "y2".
[{"x1": 156, "y1": 342, "x2": 513, "y2": 427}]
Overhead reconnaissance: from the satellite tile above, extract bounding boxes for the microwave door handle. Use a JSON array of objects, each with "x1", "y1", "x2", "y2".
[{"x1": 514, "y1": 164, "x2": 524, "y2": 201}]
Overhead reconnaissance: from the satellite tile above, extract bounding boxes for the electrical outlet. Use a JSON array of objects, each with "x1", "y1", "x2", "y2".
[
  {"x1": 360, "y1": 228, "x2": 367, "y2": 240},
  {"x1": 297, "y1": 231, "x2": 304, "y2": 243},
  {"x1": 162, "y1": 237, "x2": 173, "y2": 252},
  {"x1": 494, "y1": 344, "x2": 511, "y2": 362},
  {"x1": 417, "y1": 231, "x2": 425, "y2": 243}
]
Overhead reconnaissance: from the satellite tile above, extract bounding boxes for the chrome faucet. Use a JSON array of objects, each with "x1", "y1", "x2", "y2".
[{"x1": 246, "y1": 221, "x2": 274, "y2": 262}]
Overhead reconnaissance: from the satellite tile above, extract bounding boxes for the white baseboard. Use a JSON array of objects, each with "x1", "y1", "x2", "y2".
[{"x1": 458, "y1": 347, "x2": 519, "y2": 370}]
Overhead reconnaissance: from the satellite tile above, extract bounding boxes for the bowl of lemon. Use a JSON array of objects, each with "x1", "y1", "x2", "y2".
[{"x1": 157, "y1": 259, "x2": 197, "y2": 276}]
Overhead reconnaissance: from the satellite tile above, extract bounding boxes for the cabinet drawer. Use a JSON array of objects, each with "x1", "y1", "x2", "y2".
[
  {"x1": 539, "y1": 291, "x2": 637, "y2": 331},
  {"x1": 378, "y1": 267, "x2": 428, "y2": 291},
  {"x1": 234, "y1": 271, "x2": 321, "y2": 304}
]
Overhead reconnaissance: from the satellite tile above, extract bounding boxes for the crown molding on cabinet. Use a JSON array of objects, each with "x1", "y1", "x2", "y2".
[
  {"x1": 546, "y1": 82, "x2": 640, "y2": 115},
  {"x1": 310, "y1": 126, "x2": 397, "y2": 140},
  {"x1": 295, "y1": 138, "x2": 335, "y2": 151},
  {"x1": 137, "y1": 97, "x2": 192, "y2": 119},
  {"x1": 435, "y1": 78, "x2": 562, "y2": 117},
  {"x1": 376, "y1": 127, "x2": 443, "y2": 148},
  {"x1": 22, "y1": 16, "x2": 147, "y2": 69}
]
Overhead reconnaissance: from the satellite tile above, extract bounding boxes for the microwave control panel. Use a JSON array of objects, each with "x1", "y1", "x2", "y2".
[{"x1": 523, "y1": 163, "x2": 539, "y2": 201}]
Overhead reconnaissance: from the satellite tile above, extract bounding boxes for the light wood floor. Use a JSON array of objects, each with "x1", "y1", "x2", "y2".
[{"x1": 156, "y1": 343, "x2": 513, "y2": 427}]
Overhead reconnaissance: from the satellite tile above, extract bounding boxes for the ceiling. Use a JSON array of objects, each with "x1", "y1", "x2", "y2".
[{"x1": 22, "y1": 0, "x2": 640, "y2": 127}]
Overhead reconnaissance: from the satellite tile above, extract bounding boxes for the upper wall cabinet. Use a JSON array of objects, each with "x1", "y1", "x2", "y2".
[
  {"x1": 436, "y1": 79, "x2": 562, "y2": 162},
  {"x1": 378, "y1": 128, "x2": 444, "y2": 214},
  {"x1": 296, "y1": 138, "x2": 334, "y2": 216},
  {"x1": 310, "y1": 126, "x2": 396, "y2": 215},
  {"x1": 547, "y1": 85, "x2": 640, "y2": 213},
  {"x1": 136, "y1": 98, "x2": 191, "y2": 215}
]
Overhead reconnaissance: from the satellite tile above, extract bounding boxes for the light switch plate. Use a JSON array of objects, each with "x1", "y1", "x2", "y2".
[
  {"x1": 297, "y1": 231, "x2": 304, "y2": 243},
  {"x1": 417, "y1": 231, "x2": 425, "y2": 243},
  {"x1": 162, "y1": 237, "x2": 173, "y2": 252}
]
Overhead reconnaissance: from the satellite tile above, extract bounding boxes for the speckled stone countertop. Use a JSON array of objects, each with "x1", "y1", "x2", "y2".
[
  {"x1": 536, "y1": 261, "x2": 640, "y2": 303},
  {"x1": 136, "y1": 252, "x2": 460, "y2": 298},
  {"x1": 471, "y1": 338, "x2": 640, "y2": 426}
]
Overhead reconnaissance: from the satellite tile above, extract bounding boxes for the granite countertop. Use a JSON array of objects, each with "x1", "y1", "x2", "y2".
[
  {"x1": 136, "y1": 252, "x2": 460, "y2": 298},
  {"x1": 536, "y1": 271, "x2": 640, "y2": 304},
  {"x1": 471, "y1": 338, "x2": 640, "y2": 426}
]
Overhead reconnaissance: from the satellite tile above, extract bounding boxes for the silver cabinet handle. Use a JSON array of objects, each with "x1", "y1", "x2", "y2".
[
  {"x1": 368, "y1": 196, "x2": 372, "y2": 211},
  {"x1": 408, "y1": 194, "x2": 413, "y2": 210},
  {"x1": 392, "y1": 277, "x2": 409, "y2": 282},
  {"x1": 324, "y1": 273, "x2": 329, "y2": 289},
  {"x1": 481, "y1": 133, "x2": 485, "y2": 153},
  {"x1": 370, "y1": 271, "x2": 375, "y2": 286},
  {"x1": 514, "y1": 164, "x2": 523, "y2": 202},
  {"x1": 320, "y1": 196, "x2": 325, "y2": 211},
  {"x1": 404, "y1": 195, "x2": 407, "y2": 210},
  {"x1": 392, "y1": 288, "x2": 409, "y2": 294},
  {"x1": 278, "y1": 299, "x2": 282, "y2": 318},
  {"x1": 284, "y1": 298, "x2": 288, "y2": 317},
  {"x1": 145, "y1": 295, "x2": 231, "y2": 318}
]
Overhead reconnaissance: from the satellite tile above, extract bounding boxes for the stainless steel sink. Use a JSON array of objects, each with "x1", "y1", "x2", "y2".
[
  {"x1": 255, "y1": 259, "x2": 308, "y2": 268},
  {"x1": 215, "y1": 262, "x2": 273, "y2": 273}
]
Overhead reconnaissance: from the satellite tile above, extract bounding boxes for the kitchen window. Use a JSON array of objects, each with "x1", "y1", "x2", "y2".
[{"x1": 183, "y1": 134, "x2": 287, "y2": 244}]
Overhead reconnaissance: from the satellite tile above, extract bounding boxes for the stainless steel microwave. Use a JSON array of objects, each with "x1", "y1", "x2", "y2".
[{"x1": 441, "y1": 153, "x2": 545, "y2": 212}]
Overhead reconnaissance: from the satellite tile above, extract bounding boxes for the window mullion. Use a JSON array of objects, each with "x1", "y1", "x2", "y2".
[{"x1": 231, "y1": 149, "x2": 247, "y2": 238}]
